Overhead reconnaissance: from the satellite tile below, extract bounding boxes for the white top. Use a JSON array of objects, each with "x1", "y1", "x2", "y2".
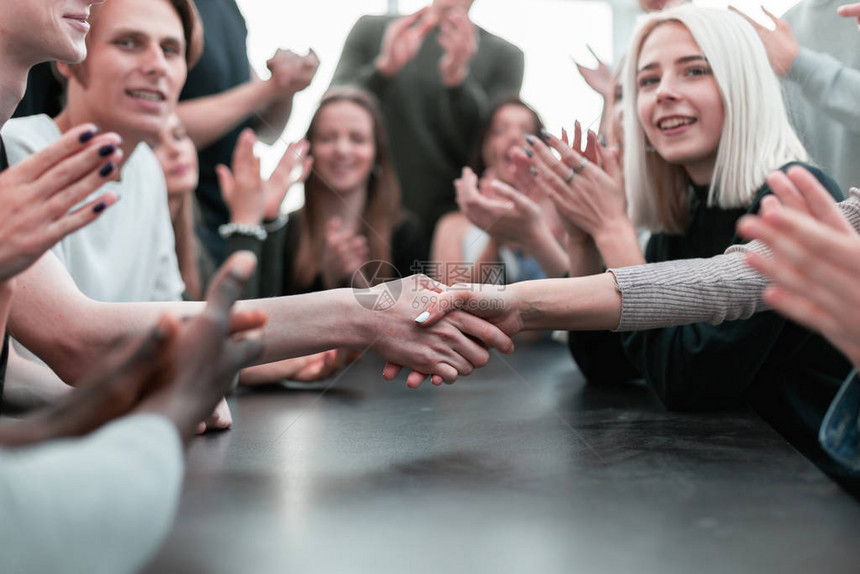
[
  {"x1": 1, "y1": 115, "x2": 184, "y2": 302},
  {"x1": 0, "y1": 414, "x2": 184, "y2": 574}
]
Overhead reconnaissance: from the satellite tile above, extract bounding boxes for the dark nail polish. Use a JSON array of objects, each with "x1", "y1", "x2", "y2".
[
  {"x1": 529, "y1": 166, "x2": 538, "y2": 177},
  {"x1": 99, "y1": 162, "x2": 115, "y2": 177},
  {"x1": 524, "y1": 146, "x2": 533, "y2": 158},
  {"x1": 92, "y1": 201, "x2": 107, "y2": 213},
  {"x1": 98, "y1": 144, "x2": 116, "y2": 157},
  {"x1": 78, "y1": 129, "x2": 96, "y2": 144},
  {"x1": 525, "y1": 134, "x2": 536, "y2": 145},
  {"x1": 539, "y1": 128, "x2": 552, "y2": 141}
]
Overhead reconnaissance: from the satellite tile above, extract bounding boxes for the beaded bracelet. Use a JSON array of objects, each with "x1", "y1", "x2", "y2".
[{"x1": 218, "y1": 222, "x2": 267, "y2": 241}]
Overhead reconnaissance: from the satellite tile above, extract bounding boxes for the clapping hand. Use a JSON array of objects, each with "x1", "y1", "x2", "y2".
[
  {"x1": 737, "y1": 167, "x2": 860, "y2": 367},
  {"x1": 322, "y1": 217, "x2": 369, "y2": 289},
  {"x1": 438, "y1": 7, "x2": 477, "y2": 87},
  {"x1": 375, "y1": 8, "x2": 437, "y2": 77}
]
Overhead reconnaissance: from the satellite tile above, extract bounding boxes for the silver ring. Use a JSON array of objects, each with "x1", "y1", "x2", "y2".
[
  {"x1": 573, "y1": 157, "x2": 589, "y2": 174},
  {"x1": 563, "y1": 168, "x2": 575, "y2": 183}
]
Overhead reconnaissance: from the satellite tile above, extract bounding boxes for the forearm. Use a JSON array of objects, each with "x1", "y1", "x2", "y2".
[
  {"x1": 593, "y1": 219, "x2": 646, "y2": 268},
  {"x1": 233, "y1": 288, "x2": 369, "y2": 363},
  {"x1": 786, "y1": 48, "x2": 860, "y2": 132},
  {"x1": 8, "y1": 253, "x2": 195, "y2": 384},
  {"x1": 2, "y1": 347, "x2": 72, "y2": 414},
  {"x1": 175, "y1": 196, "x2": 202, "y2": 300},
  {"x1": 177, "y1": 79, "x2": 275, "y2": 150},
  {"x1": 522, "y1": 228, "x2": 568, "y2": 278},
  {"x1": 509, "y1": 273, "x2": 621, "y2": 332},
  {"x1": 254, "y1": 94, "x2": 294, "y2": 146},
  {"x1": 610, "y1": 250, "x2": 767, "y2": 331},
  {"x1": 567, "y1": 236, "x2": 603, "y2": 278}
]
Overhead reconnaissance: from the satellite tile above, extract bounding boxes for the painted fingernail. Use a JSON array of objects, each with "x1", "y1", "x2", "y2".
[
  {"x1": 92, "y1": 201, "x2": 107, "y2": 213},
  {"x1": 415, "y1": 311, "x2": 430, "y2": 324},
  {"x1": 78, "y1": 129, "x2": 97, "y2": 143},
  {"x1": 523, "y1": 146, "x2": 533, "y2": 158},
  {"x1": 99, "y1": 162, "x2": 115, "y2": 177},
  {"x1": 539, "y1": 128, "x2": 552, "y2": 140},
  {"x1": 524, "y1": 134, "x2": 536, "y2": 145},
  {"x1": 530, "y1": 167, "x2": 539, "y2": 177},
  {"x1": 98, "y1": 144, "x2": 116, "y2": 157}
]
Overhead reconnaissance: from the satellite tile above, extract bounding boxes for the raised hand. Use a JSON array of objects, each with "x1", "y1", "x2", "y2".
[
  {"x1": 730, "y1": 6, "x2": 799, "y2": 76},
  {"x1": 216, "y1": 128, "x2": 264, "y2": 226},
  {"x1": 574, "y1": 45, "x2": 612, "y2": 99},
  {"x1": 737, "y1": 167, "x2": 860, "y2": 366},
  {"x1": 455, "y1": 167, "x2": 545, "y2": 250},
  {"x1": 0, "y1": 123, "x2": 123, "y2": 280},
  {"x1": 376, "y1": 8, "x2": 438, "y2": 78},
  {"x1": 838, "y1": 2, "x2": 860, "y2": 26},
  {"x1": 322, "y1": 217, "x2": 369, "y2": 289},
  {"x1": 438, "y1": 7, "x2": 477, "y2": 87},
  {"x1": 267, "y1": 48, "x2": 320, "y2": 94},
  {"x1": 263, "y1": 139, "x2": 312, "y2": 220},
  {"x1": 524, "y1": 127, "x2": 641, "y2": 267}
]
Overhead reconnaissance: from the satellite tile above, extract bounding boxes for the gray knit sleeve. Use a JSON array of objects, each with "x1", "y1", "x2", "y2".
[{"x1": 611, "y1": 189, "x2": 860, "y2": 332}]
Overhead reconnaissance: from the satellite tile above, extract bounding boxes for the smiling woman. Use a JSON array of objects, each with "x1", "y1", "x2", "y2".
[
  {"x1": 501, "y1": 6, "x2": 850, "y2": 416},
  {"x1": 273, "y1": 87, "x2": 425, "y2": 296}
]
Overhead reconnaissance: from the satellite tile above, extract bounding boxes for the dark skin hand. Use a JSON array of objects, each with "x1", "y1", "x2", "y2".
[{"x1": 0, "y1": 252, "x2": 266, "y2": 448}]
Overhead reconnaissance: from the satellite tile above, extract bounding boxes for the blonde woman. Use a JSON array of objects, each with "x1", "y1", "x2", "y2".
[{"x1": 419, "y1": 6, "x2": 854, "y2": 481}]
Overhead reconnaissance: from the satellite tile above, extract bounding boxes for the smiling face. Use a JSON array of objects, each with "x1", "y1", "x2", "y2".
[
  {"x1": 481, "y1": 103, "x2": 539, "y2": 186},
  {"x1": 309, "y1": 100, "x2": 376, "y2": 196},
  {"x1": 60, "y1": 0, "x2": 187, "y2": 144},
  {"x1": 5, "y1": 0, "x2": 103, "y2": 65},
  {"x1": 151, "y1": 113, "x2": 197, "y2": 199},
  {"x1": 635, "y1": 21, "x2": 724, "y2": 184}
]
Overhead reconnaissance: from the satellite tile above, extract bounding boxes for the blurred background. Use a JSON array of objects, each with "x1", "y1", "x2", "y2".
[{"x1": 234, "y1": 0, "x2": 802, "y2": 211}]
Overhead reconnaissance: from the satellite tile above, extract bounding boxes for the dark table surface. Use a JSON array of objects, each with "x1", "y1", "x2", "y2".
[{"x1": 143, "y1": 339, "x2": 860, "y2": 574}]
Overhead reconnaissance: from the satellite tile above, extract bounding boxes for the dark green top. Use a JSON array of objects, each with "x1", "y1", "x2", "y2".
[
  {"x1": 330, "y1": 14, "x2": 524, "y2": 249},
  {"x1": 568, "y1": 163, "x2": 853, "y2": 479}
]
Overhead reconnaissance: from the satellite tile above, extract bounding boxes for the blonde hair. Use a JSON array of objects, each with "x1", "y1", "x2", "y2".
[{"x1": 622, "y1": 6, "x2": 807, "y2": 233}]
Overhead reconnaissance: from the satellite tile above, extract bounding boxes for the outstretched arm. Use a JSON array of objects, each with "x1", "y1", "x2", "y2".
[{"x1": 10, "y1": 253, "x2": 513, "y2": 388}]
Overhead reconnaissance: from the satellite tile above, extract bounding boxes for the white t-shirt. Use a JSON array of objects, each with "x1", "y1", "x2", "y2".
[{"x1": 1, "y1": 114, "x2": 184, "y2": 302}]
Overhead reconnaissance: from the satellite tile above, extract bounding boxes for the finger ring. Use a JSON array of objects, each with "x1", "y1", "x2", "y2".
[
  {"x1": 563, "y1": 168, "x2": 575, "y2": 183},
  {"x1": 573, "y1": 157, "x2": 589, "y2": 174}
]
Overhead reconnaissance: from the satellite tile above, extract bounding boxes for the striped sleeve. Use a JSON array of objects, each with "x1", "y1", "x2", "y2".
[{"x1": 610, "y1": 188, "x2": 860, "y2": 332}]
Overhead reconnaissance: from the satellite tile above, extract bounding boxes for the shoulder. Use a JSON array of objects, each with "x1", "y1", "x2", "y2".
[
  {"x1": 779, "y1": 161, "x2": 843, "y2": 201},
  {"x1": 0, "y1": 115, "x2": 60, "y2": 163},
  {"x1": 123, "y1": 144, "x2": 169, "y2": 205},
  {"x1": 127, "y1": 143, "x2": 165, "y2": 181},
  {"x1": 350, "y1": 14, "x2": 393, "y2": 36},
  {"x1": 476, "y1": 26, "x2": 523, "y2": 59}
]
